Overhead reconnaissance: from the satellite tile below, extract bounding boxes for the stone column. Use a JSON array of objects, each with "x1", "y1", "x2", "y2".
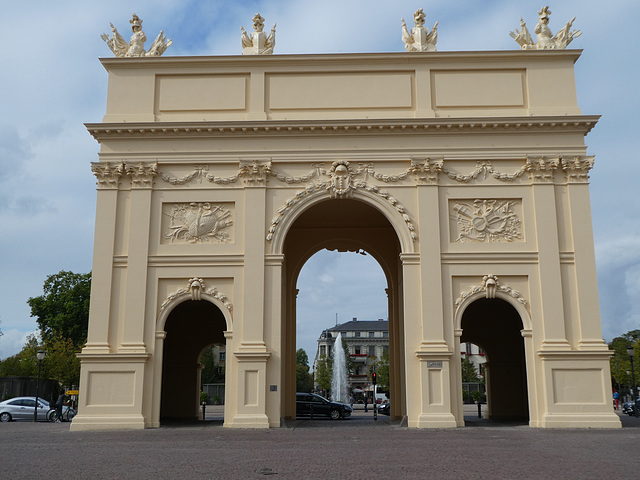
[
  {"x1": 229, "y1": 164, "x2": 270, "y2": 427},
  {"x1": 120, "y1": 162, "x2": 157, "y2": 353},
  {"x1": 83, "y1": 162, "x2": 123, "y2": 354},
  {"x1": 563, "y1": 157, "x2": 608, "y2": 350},
  {"x1": 528, "y1": 158, "x2": 570, "y2": 350}
]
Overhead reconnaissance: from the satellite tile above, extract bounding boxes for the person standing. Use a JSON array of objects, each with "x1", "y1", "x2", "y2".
[{"x1": 55, "y1": 389, "x2": 66, "y2": 422}]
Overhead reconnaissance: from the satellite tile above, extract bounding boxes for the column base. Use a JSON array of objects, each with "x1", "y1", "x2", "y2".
[
  {"x1": 70, "y1": 414, "x2": 146, "y2": 431},
  {"x1": 539, "y1": 413, "x2": 621, "y2": 429},
  {"x1": 409, "y1": 413, "x2": 458, "y2": 428},
  {"x1": 225, "y1": 414, "x2": 270, "y2": 429}
]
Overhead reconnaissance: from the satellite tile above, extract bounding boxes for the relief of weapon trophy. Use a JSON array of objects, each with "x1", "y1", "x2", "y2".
[
  {"x1": 401, "y1": 8, "x2": 438, "y2": 52},
  {"x1": 101, "y1": 13, "x2": 173, "y2": 57},
  {"x1": 510, "y1": 6, "x2": 581, "y2": 50}
]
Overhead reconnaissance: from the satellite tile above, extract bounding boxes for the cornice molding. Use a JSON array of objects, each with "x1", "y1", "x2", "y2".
[{"x1": 85, "y1": 116, "x2": 599, "y2": 141}]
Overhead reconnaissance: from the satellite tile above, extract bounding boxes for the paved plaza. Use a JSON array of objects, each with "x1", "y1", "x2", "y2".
[{"x1": 2, "y1": 407, "x2": 639, "y2": 479}]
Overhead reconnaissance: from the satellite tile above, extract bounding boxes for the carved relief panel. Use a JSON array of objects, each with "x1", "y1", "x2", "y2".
[
  {"x1": 161, "y1": 202, "x2": 234, "y2": 244},
  {"x1": 449, "y1": 199, "x2": 523, "y2": 243}
]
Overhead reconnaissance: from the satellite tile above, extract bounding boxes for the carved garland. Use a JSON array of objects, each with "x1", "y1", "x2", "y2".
[
  {"x1": 454, "y1": 275, "x2": 528, "y2": 309},
  {"x1": 266, "y1": 160, "x2": 417, "y2": 241},
  {"x1": 160, "y1": 278, "x2": 233, "y2": 312}
]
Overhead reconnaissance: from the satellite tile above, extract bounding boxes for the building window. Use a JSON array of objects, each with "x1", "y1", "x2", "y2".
[
  {"x1": 383, "y1": 331, "x2": 389, "y2": 338},
  {"x1": 383, "y1": 346, "x2": 389, "y2": 355},
  {"x1": 320, "y1": 345, "x2": 326, "y2": 357},
  {"x1": 355, "y1": 332, "x2": 360, "y2": 338},
  {"x1": 355, "y1": 346, "x2": 361, "y2": 355},
  {"x1": 369, "y1": 331, "x2": 375, "y2": 338},
  {"x1": 219, "y1": 352, "x2": 226, "y2": 362},
  {"x1": 369, "y1": 346, "x2": 375, "y2": 356}
]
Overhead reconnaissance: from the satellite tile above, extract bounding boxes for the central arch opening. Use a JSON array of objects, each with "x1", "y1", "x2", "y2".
[{"x1": 282, "y1": 198, "x2": 406, "y2": 421}]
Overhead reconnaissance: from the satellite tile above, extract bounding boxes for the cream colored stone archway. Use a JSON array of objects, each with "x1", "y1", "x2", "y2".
[{"x1": 73, "y1": 49, "x2": 621, "y2": 431}]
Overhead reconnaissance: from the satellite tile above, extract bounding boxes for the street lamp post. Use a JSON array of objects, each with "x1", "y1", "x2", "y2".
[
  {"x1": 627, "y1": 345, "x2": 638, "y2": 418},
  {"x1": 34, "y1": 350, "x2": 46, "y2": 422}
]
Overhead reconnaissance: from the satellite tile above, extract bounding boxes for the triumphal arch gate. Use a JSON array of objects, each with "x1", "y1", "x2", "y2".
[{"x1": 72, "y1": 15, "x2": 620, "y2": 430}]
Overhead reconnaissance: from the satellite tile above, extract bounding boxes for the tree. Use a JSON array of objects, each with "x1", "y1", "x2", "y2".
[
  {"x1": 461, "y1": 356, "x2": 480, "y2": 382},
  {"x1": 200, "y1": 346, "x2": 225, "y2": 384},
  {"x1": 296, "y1": 348, "x2": 313, "y2": 392},
  {"x1": 0, "y1": 334, "x2": 82, "y2": 387},
  {"x1": 609, "y1": 334, "x2": 640, "y2": 392},
  {"x1": 27, "y1": 271, "x2": 91, "y2": 348},
  {"x1": 315, "y1": 354, "x2": 332, "y2": 392},
  {"x1": 372, "y1": 349, "x2": 390, "y2": 392}
]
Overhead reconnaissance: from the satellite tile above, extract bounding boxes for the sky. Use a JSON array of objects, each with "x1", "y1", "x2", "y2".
[{"x1": 1, "y1": 0, "x2": 638, "y2": 361}]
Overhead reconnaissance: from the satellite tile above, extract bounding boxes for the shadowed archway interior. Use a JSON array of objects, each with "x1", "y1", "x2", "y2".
[
  {"x1": 282, "y1": 198, "x2": 406, "y2": 420},
  {"x1": 160, "y1": 300, "x2": 226, "y2": 420},
  {"x1": 460, "y1": 298, "x2": 529, "y2": 421}
]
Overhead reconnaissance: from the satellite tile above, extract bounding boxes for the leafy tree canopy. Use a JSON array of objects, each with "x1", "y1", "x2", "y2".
[
  {"x1": 27, "y1": 271, "x2": 91, "y2": 348},
  {"x1": 461, "y1": 356, "x2": 480, "y2": 382}
]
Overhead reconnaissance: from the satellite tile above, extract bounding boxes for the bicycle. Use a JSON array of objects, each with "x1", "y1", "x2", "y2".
[{"x1": 47, "y1": 405, "x2": 77, "y2": 422}]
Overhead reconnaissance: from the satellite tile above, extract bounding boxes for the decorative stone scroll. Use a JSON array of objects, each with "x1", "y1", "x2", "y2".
[
  {"x1": 160, "y1": 278, "x2": 232, "y2": 312},
  {"x1": 454, "y1": 275, "x2": 528, "y2": 309},
  {"x1": 402, "y1": 9, "x2": 438, "y2": 52},
  {"x1": 510, "y1": 6, "x2": 581, "y2": 50},
  {"x1": 451, "y1": 199, "x2": 523, "y2": 243},
  {"x1": 163, "y1": 202, "x2": 233, "y2": 244},
  {"x1": 101, "y1": 14, "x2": 172, "y2": 57}
]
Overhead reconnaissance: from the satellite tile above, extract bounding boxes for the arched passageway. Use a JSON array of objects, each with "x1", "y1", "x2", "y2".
[
  {"x1": 160, "y1": 300, "x2": 227, "y2": 421},
  {"x1": 281, "y1": 198, "x2": 406, "y2": 420},
  {"x1": 460, "y1": 298, "x2": 529, "y2": 421}
]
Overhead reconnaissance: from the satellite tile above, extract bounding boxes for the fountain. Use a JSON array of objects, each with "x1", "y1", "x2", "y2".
[{"x1": 331, "y1": 333, "x2": 349, "y2": 403}]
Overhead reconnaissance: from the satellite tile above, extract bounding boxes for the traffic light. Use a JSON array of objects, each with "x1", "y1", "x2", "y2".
[{"x1": 372, "y1": 371, "x2": 377, "y2": 385}]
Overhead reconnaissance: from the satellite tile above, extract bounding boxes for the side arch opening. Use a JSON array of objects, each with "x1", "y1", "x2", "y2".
[
  {"x1": 160, "y1": 300, "x2": 227, "y2": 422},
  {"x1": 460, "y1": 298, "x2": 529, "y2": 422}
]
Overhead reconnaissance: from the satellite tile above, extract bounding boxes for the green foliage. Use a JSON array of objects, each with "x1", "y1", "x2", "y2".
[
  {"x1": 461, "y1": 356, "x2": 480, "y2": 382},
  {"x1": 609, "y1": 334, "x2": 640, "y2": 389},
  {"x1": 200, "y1": 346, "x2": 225, "y2": 384},
  {"x1": 315, "y1": 354, "x2": 332, "y2": 392},
  {"x1": 27, "y1": 271, "x2": 91, "y2": 348},
  {"x1": 296, "y1": 348, "x2": 313, "y2": 392},
  {"x1": 372, "y1": 349, "x2": 390, "y2": 391},
  {"x1": 0, "y1": 335, "x2": 40, "y2": 377},
  {"x1": 200, "y1": 391, "x2": 209, "y2": 404},
  {"x1": 0, "y1": 333, "x2": 81, "y2": 386}
]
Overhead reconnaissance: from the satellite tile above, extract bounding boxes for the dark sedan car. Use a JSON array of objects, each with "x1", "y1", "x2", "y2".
[
  {"x1": 378, "y1": 402, "x2": 390, "y2": 416},
  {"x1": 296, "y1": 393, "x2": 352, "y2": 419}
]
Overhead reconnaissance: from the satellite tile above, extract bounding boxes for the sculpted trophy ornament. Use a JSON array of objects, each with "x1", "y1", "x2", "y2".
[
  {"x1": 241, "y1": 14, "x2": 276, "y2": 55},
  {"x1": 510, "y1": 6, "x2": 581, "y2": 50},
  {"x1": 101, "y1": 13, "x2": 173, "y2": 57},
  {"x1": 402, "y1": 8, "x2": 438, "y2": 52}
]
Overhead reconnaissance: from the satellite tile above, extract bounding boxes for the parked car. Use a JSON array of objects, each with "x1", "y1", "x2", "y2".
[
  {"x1": 296, "y1": 393, "x2": 352, "y2": 419},
  {"x1": 622, "y1": 399, "x2": 640, "y2": 416},
  {"x1": 378, "y1": 402, "x2": 390, "y2": 416},
  {"x1": 0, "y1": 397, "x2": 51, "y2": 422}
]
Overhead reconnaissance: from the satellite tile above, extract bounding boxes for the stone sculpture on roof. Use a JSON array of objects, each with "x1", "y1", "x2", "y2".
[
  {"x1": 241, "y1": 13, "x2": 276, "y2": 55},
  {"x1": 401, "y1": 8, "x2": 438, "y2": 52},
  {"x1": 510, "y1": 6, "x2": 581, "y2": 50},
  {"x1": 101, "y1": 13, "x2": 173, "y2": 57}
]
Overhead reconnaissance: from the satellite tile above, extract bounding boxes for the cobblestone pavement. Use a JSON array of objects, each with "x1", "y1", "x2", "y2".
[{"x1": 2, "y1": 408, "x2": 639, "y2": 480}]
